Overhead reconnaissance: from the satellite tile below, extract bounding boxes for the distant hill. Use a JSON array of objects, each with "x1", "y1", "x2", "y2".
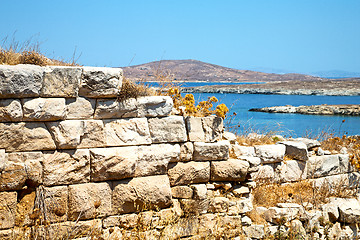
[{"x1": 123, "y1": 59, "x2": 324, "y2": 82}]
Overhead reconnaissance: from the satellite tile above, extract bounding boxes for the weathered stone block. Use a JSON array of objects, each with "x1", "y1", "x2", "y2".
[
  {"x1": 0, "y1": 156, "x2": 26, "y2": 191},
  {"x1": 41, "y1": 186, "x2": 68, "y2": 223},
  {"x1": 104, "y1": 118, "x2": 151, "y2": 146},
  {"x1": 231, "y1": 144, "x2": 256, "y2": 157},
  {"x1": 210, "y1": 159, "x2": 249, "y2": 181},
  {"x1": 179, "y1": 142, "x2": 194, "y2": 162},
  {"x1": 171, "y1": 186, "x2": 193, "y2": 199},
  {"x1": 137, "y1": 96, "x2": 173, "y2": 117},
  {"x1": 209, "y1": 197, "x2": 229, "y2": 213},
  {"x1": 0, "y1": 192, "x2": 17, "y2": 230},
  {"x1": 148, "y1": 116, "x2": 187, "y2": 143},
  {"x1": 43, "y1": 149, "x2": 90, "y2": 186},
  {"x1": 22, "y1": 98, "x2": 66, "y2": 121},
  {"x1": 186, "y1": 115, "x2": 223, "y2": 142},
  {"x1": 250, "y1": 164, "x2": 276, "y2": 181},
  {"x1": 112, "y1": 175, "x2": 172, "y2": 214},
  {"x1": 279, "y1": 141, "x2": 309, "y2": 161},
  {"x1": 291, "y1": 137, "x2": 321, "y2": 150},
  {"x1": 7, "y1": 151, "x2": 43, "y2": 187},
  {"x1": 193, "y1": 141, "x2": 230, "y2": 161},
  {"x1": 136, "y1": 144, "x2": 180, "y2": 177},
  {"x1": 307, "y1": 154, "x2": 347, "y2": 178},
  {"x1": 330, "y1": 198, "x2": 360, "y2": 223},
  {"x1": 279, "y1": 160, "x2": 307, "y2": 182},
  {"x1": 255, "y1": 144, "x2": 286, "y2": 163},
  {"x1": 90, "y1": 147, "x2": 137, "y2": 182},
  {"x1": 68, "y1": 182, "x2": 112, "y2": 220},
  {"x1": 47, "y1": 120, "x2": 105, "y2": 149},
  {"x1": 94, "y1": 98, "x2": 138, "y2": 119},
  {"x1": 238, "y1": 156, "x2": 261, "y2": 172},
  {"x1": 0, "y1": 99, "x2": 22, "y2": 122},
  {"x1": 0, "y1": 64, "x2": 43, "y2": 98},
  {"x1": 66, "y1": 97, "x2": 95, "y2": 119},
  {"x1": 41, "y1": 66, "x2": 82, "y2": 97},
  {"x1": 168, "y1": 161, "x2": 210, "y2": 186},
  {"x1": 0, "y1": 122, "x2": 56, "y2": 152},
  {"x1": 79, "y1": 67, "x2": 123, "y2": 98}
]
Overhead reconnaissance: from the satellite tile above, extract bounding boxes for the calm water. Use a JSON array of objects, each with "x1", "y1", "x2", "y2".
[
  {"x1": 190, "y1": 93, "x2": 360, "y2": 138},
  {"x1": 145, "y1": 81, "x2": 264, "y2": 88}
]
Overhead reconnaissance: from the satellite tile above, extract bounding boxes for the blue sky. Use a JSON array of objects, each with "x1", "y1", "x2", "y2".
[{"x1": 1, "y1": 0, "x2": 359, "y2": 74}]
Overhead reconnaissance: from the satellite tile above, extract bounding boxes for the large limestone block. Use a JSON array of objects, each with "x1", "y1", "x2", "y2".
[
  {"x1": 22, "y1": 98, "x2": 66, "y2": 121},
  {"x1": 66, "y1": 97, "x2": 95, "y2": 119},
  {"x1": 193, "y1": 141, "x2": 230, "y2": 161},
  {"x1": 79, "y1": 67, "x2": 123, "y2": 98},
  {"x1": 0, "y1": 155, "x2": 26, "y2": 191},
  {"x1": 0, "y1": 99, "x2": 22, "y2": 122},
  {"x1": 47, "y1": 120, "x2": 105, "y2": 149},
  {"x1": 41, "y1": 186, "x2": 68, "y2": 223},
  {"x1": 43, "y1": 149, "x2": 90, "y2": 186},
  {"x1": 68, "y1": 182, "x2": 112, "y2": 220},
  {"x1": 7, "y1": 151, "x2": 43, "y2": 187},
  {"x1": 104, "y1": 118, "x2": 151, "y2": 146},
  {"x1": 112, "y1": 175, "x2": 172, "y2": 214},
  {"x1": 250, "y1": 164, "x2": 276, "y2": 181},
  {"x1": 137, "y1": 96, "x2": 173, "y2": 117},
  {"x1": 279, "y1": 141, "x2": 309, "y2": 161},
  {"x1": 210, "y1": 159, "x2": 249, "y2": 181},
  {"x1": 313, "y1": 172, "x2": 360, "y2": 190},
  {"x1": 148, "y1": 116, "x2": 187, "y2": 143},
  {"x1": 90, "y1": 147, "x2": 137, "y2": 182},
  {"x1": 171, "y1": 186, "x2": 193, "y2": 199},
  {"x1": 0, "y1": 64, "x2": 43, "y2": 98},
  {"x1": 255, "y1": 144, "x2": 286, "y2": 163},
  {"x1": 330, "y1": 198, "x2": 360, "y2": 223},
  {"x1": 0, "y1": 122, "x2": 56, "y2": 152},
  {"x1": 94, "y1": 98, "x2": 138, "y2": 119},
  {"x1": 168, "y1": 161, "x2": 210, "y2": 186},
  {"x1": 231, "y1": 145, "x2": 256, "y2": 158},
  {"x1": 278, "y1": 160, "x2": 307, "y2": 182},
  {"x1": 41, "y1": 66, "x2": 82, "y2": 97},
  {"x1": 290, "y1": 137, "x2": 321, "y2": 150},
  {"x1": 186, "y1": 115, "x2": 223, "y2": 142},
  {"x1": 307, "y1": 154, "x2": 349, "y2": 178},
  {"x1": 264, "y1": 207, "x2": 300, "y2": 224},
  {"x1": 179, "y1": 142, "x2": 194, "y2": 162},
  {"x1": 0, "y1": 192, "x2": 17, "y2": 230},
  {"x1": 136, "y1": 144, "x2": 180, "y2": 177}
]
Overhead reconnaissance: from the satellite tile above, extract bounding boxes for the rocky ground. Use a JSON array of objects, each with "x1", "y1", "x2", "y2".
[
  {"x1": 182, "y1": 79, "x2": 360, "y2": 96},
  {"x1": 249, "y1": 104, "x2": 360, "y2": 116}
]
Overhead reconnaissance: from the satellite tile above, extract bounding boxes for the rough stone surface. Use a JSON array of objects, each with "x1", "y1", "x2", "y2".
[
  {"x1": 186, "y1": 116, "x2": 223, "y2": 142},
  {"x1": 279, "y1": 160, "x2": 307, "y2": 182},
  {"x1": 168, "y1": 161, "x2": 210, "y2": 186},
  {"x1": 330, "y1": 198, "x2": 360, "y2": 223},
  {"x1": 0, "y1": 64, "x2": 43, "y2": 98},
  {"x1": 43, "y1": 149, "x2": 90, "y2": 186},
  {"x1": 90, "y1": 147, "x2": 137, "y2": 182},
  {"x1": 0, "y1": 99, "x2": 22, "y2": 122},
  {"x1": 264, "y1": 207, "x2": 300, "y2": 224},
  {"x1": 279, "y1": 141, "x2": 308, "y2": 161},
  {"x1": 209, "y1": 197, "x2": 229, "y2": 213},
  {"x1": 307, "y1": 154, "x2": 349, "y2": 178},
  {"x1": 94, "y1": 98, "x2": 138, "y2": 119},
  {"x1": 79, "y1": 67, "x2": 123, "y2": 98},
  {"x1": 322, "y1": 202, "x2": 339, "y2": 222},
  {"x1": 47, "y1": 120, "x2": 105, "y2": 149},
  {"x1": 22, "y1": 98, "x2": 66, "y2": 121},
  {"x1": 313, "y1": 172, "x2": 360, "y2": 190},
  {"x1": 148, "y1": 116, "x2": 187, "y2": 143},
  {"x1": 211, "y1": 159, "x2": 249, "y2": 181},
  {"x1": 41, "y1": 66, "x2": 81, "y2": 97},
  {"x1": 0, "y1": 122, "x2": 56, "y2": 152},
  {"x1": 238, "y1": 156, "x2": 261, "y2": 172},
  {"x1": 250, "y1": 164, "x2": 276, "y2": 181},
  {"x1": 68, "y1": 182, "x2": 112, "y2": 220},
  {"x1": 231, "y1": 145, "x2": 256, "y2": 157},
  {"x1": 179, "y1": 142, "x2": 194, "y2": 162},
  {"x1": 0, "y1": 192, "x2": 17, "y2": 230},
  {"x1": 136, "y1": 144, "x2": 180, "y2": 177},
  {"x1": 136, "y1": 96, "x2": 173, "y2": 117},
  {"x1": 112, "y1": 175, "x2": 172, "y2": 214},
  {"x1": 171, "y1": 186, "x2": 193, "y2": 199},
  {"x1": 243, "y1": 225, "x2": 265, "y2": 239},
  {"x1": 193, "y1": 141, "x2": 230, "y2": 161},
  {"x1": 291, "y1": 137, "x2": 321, "y2": 149},
  {"x1": 255, "y1": 144, "x2": 286, "y2": 163},
  {"x1": 0, "y1": 157, "x2": 26, "y2": 191},
  {"x1": 42, "y1": 186, "x2": 68, "y2": 223},
  {"x1": 66, "y1": 97, "x2": 95, "y2": 119},
  {"x1": 104, "y1": 118, "x2": 151, "y2": 146}
]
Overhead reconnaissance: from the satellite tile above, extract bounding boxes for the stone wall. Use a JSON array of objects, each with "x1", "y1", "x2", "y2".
[{"x1": 0, "y1": 64, "x2": 359, "y2": 239}]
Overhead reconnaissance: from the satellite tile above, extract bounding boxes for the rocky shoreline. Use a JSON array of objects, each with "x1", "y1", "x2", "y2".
[
  {"x1": 249, "y1": 104, "x2": 360, "y2": 116},
  {"x1": 182, "y1": 79, "x2": 360, "y2": 96}
]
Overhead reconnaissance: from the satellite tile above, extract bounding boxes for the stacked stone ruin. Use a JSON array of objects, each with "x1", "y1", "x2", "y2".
[{"x1": 0, "y1": 64, "x2": 359, "y2": 239}]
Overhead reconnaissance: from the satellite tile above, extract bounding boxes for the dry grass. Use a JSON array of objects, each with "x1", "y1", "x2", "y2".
[
  {"x1": 117, "y1": 78, "x2": 155, "y2": 101},
  {"x1": 236, "y1": 133, "x2": 281, "y2": 146}
]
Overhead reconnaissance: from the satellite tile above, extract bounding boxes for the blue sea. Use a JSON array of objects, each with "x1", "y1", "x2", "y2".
[{"x1": 146, "y1": 81, "x2": 360, "y2": 137}]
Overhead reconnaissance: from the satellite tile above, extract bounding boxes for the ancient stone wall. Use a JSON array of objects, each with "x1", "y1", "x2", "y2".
[{"x1": 0, "y1": 64, "x2": 359, "y2": 239}]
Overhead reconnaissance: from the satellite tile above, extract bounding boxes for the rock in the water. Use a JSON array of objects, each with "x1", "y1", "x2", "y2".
[
  {"x1": 79, "y1": 67, "x2": 123, "y2": 98},
  {"x1": 0, "y1": 99, "x2": 22, "y2": 122}
]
